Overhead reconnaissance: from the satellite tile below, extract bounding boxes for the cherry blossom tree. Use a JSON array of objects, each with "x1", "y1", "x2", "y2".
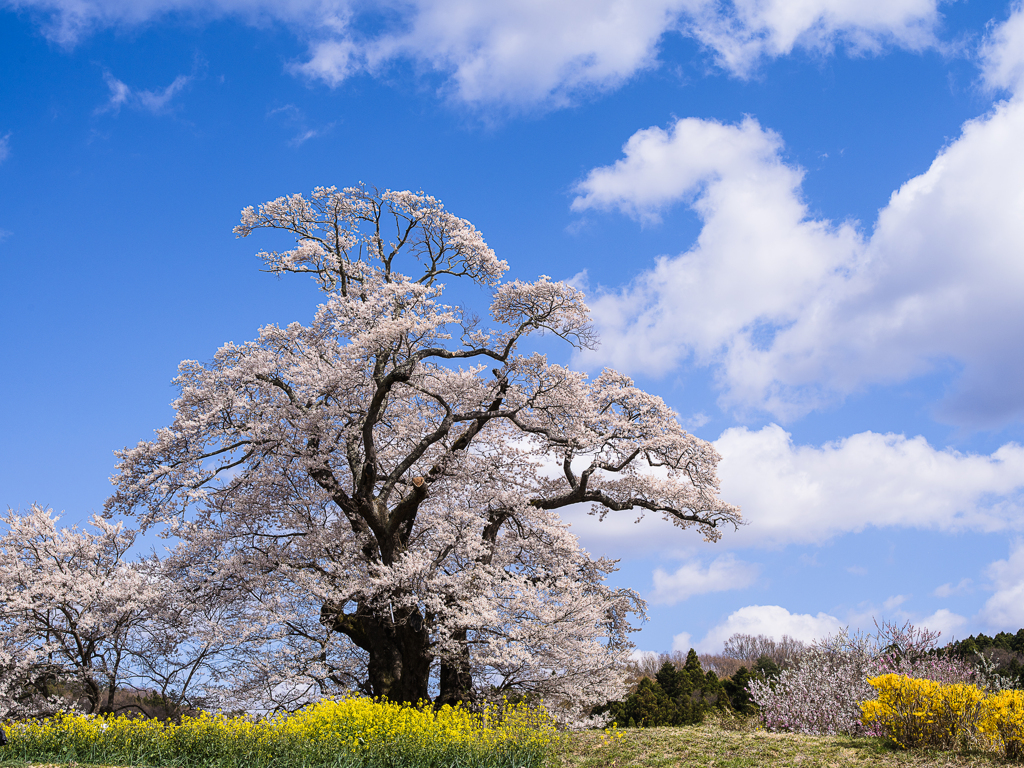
[
  {"x1": 0, "y1": 632, "x2": 54, "y2": 720},
  {"x1": 0, "y1": 505, "x2": 239, "y2": 717},
  {"x1": 0, "y1": 505, "x2": 158, "y2": 714},
  {"x1": 106, "y1": 185, "x2": 741, "y2": 720}
]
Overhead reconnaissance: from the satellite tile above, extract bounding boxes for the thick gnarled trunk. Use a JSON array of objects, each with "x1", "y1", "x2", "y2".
[
  {"x1": 325, "y1": 602, "x2": 432, "y2": 703},
  {"x1": 436, "y1": 629, "x2": 474, "y2": 707}
]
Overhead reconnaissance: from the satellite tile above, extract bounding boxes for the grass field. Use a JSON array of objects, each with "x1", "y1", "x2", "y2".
[
  {"x1": 555, "y1": 717, "x2": 1014, "y2": 768},
  {"x1": 2, "y1": 716, "x2": 1017, "y2": 768}
]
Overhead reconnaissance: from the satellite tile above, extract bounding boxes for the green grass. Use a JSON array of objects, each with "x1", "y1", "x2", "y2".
[{"x1": 2, "y1": 716, "x2": 1019, "y2": 768}]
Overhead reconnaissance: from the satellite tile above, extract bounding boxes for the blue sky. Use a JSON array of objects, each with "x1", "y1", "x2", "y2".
[{"x1": 3, "y1": 0, "x2": 1024, "y2": 657}]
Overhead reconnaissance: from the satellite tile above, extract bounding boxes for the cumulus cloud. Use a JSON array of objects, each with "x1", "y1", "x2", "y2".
[
  {"x1": 671, "y1": 631, "x2": 693, "y2": 652},
  {"x1": 574, "y1": 83, "x2": 1024, "y2": 425},
  {"x1": 716, "y1": 425, "x2": 1024, "y2": 546},
  {"x1": 5, "y1": 0, "x2": 946, "y2": 105},
  {"x1": 979, "y1": 540, "x2": 1024, "y2": 628},
  {"x1": 684, "y1": 603, "x2": 965, "y2": 654},
  {"x1": 361, "y1": 0, "x2": 686, "y2": 106},
  {"x1": 572, "y1": 116, "x2": 793, "y2": 222},
  {"x1": 96, "y1": 70, "x2": 193, "y2": 115},
  {"x1": 917, "y1": 608, "x2": 967, "y2": 638},
  {"x1": 980, "y1": 2, "x2": 1024, "y2": 93},
  {"x1": 561, "y1": 424, "x2": 1024, "y2": 551},
  {"x1": 650, "y1": 553, "x2": 760, "y2": 604},
  {"x1": 694, "y1": 604, "x2": 843, "y2": 652}
]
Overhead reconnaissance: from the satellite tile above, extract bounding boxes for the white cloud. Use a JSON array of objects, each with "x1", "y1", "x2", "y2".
[
  {"x1": 137, "y1": 74, "x2": 191, "y2": 112},
  {"x1": 716, "y1": 425, "x2": 1024, "y2": 546},
  {"x1": 561, "y1": 424, "x2": 1024, "y2": 551},
  {"x1": 671, "y1": 631, "x2": 693, "y2": 652},
  {"x1": 917, "y1": 608, "x2": 967, "y2": 638},
  {"x1": 694, "y1": 604, "x2": 842, "y2": 653},
  {"x1": 571, "y1": 116, "x2": 792, "y2": 223},
  {"x1": 980, "y1": 2, "x2": 1024, "y2": 93},
  {"x1": 574, "y1": 90, "x2": 1024, "y2": 426},
  {"x1": 96, "y1": 70, "x2": 192, "y2": 115},
  {"x1": 291, "y1": 39, "x2": 360, "y2": 87},
  {"x1": 266, "y1": 104, "x2": 336, "y2": 147},
  {"x1": 979, "y1": 540, "x2": 1024, "y2": 628},
  {"x1": 680, "y1": 0, "x2": 940, "y2": 77},
  {"x1": 0, "y1": 132, "x2": 10, "y2": 164},
  {"x1": 6, "y1": 0, "x2": 946, "y2": 106},
  {"x1": 650, "y1": 553, "x2": 760, "y2": 604},
  {"x1": 933, "y1": 578, "x2": 973, "y2": 598},
  {"x1": 883, "y1": 594, "x2": 909, "y2": 610},
  {"x1": 359, "y1": 0, "x2": 686, "y2": 107},
  {"x1": 96, "y1": 71, "x2": 130, "y2": 114},
  {"x1": 630, "y1": 648, "x2": 661, "y2": 663}
]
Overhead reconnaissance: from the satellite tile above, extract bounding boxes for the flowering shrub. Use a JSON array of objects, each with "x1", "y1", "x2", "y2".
[
  {"x1": 748, "y1": 629, "x2": 873, "y2": 735},
  {"x1": 749, "y1": 621, "x2": 1004, "y2": 737},
  {"x1": 861, "y1": 675, "x2": 986, "y2": 750},
  {"x1": 861, "y1": 674, "x2": 1024, "y2": 759},
  {"x1": 981, "y1": 688, "x2": 1024, "y2": 759},
  {"x1": 2, "y1": 696, "x2": 557, "y2": 768}
]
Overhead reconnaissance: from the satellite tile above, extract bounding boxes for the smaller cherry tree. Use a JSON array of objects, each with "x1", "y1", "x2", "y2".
[
  {"x1": 0, "y1": 634, "x2": 55, "y2": 720},
  {"x1": 0, "y1": 505, "x2": 233, "y2": 716},
  {"x1": 0, "y1": 505, "x2": 156, "y2": 713}
]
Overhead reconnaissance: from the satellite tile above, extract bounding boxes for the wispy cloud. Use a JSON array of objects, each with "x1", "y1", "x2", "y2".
[
  {"x1": 650, "y1": 553, "x2": 760, "y2": 605},
  {"x1": 934, "y1": 578, "x2": 973, "y2": 598},
  {"x1": 137, "y1": 74, "x2": 192, "y2": 113},
  {"x1": 883, "y1": 594, "x2": 910, "y2": 610},
  {"x1": 266, "y1": 104, "x2": 337, "y2": 147},
  {"x1": 96, "y1": 70, "x2": 195, "y2": 116},
  {"x1": 0, "y1": 132, "x2": 11, "y2": 164}
]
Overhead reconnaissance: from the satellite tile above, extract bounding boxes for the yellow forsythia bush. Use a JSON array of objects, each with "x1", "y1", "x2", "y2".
[
  {"x1": 862, "y1": 674, "x2": 1024, "y2": 759},
  {"x1": 980, "y1": 689, "x2": 1024, "y2": 760},
  {"x1": 2, "y1": 696, "x2": 558, "y2": 768}
]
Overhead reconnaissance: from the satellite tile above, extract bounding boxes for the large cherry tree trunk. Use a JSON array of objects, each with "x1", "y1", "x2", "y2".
[
  {"x1": 436, "y1": 630, "x2": 474, "y2": 707},
  {"x1": 325, "y1": 602, "x2": 432, "y2": 703}
]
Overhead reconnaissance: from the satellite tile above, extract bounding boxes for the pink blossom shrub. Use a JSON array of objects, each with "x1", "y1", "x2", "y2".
[{"x1": 749, "y1": 621, "x2": 1002, "y2": 736}]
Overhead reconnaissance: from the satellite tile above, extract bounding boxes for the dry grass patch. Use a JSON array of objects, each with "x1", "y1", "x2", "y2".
[{"x1": 553, "y1": 719, "x2": 1016, "y2": 768}]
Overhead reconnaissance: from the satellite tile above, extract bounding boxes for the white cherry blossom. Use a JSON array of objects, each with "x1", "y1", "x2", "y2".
[{"x1": 108, "y1": 185, "x2": 740, "y2": 722}]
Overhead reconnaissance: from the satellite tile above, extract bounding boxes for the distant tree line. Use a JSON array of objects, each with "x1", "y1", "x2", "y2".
[
  {"x1": 945, "y1": 629, "x2": 1024, "y2": 687},
  {"x1": 602, "y1": 626, "x2": 1024, "y2": 728}
]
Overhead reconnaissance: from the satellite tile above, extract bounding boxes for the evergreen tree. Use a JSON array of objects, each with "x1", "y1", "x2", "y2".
[
  {"x1": 724, "y1": 666, "x2": 756, "y2": 714},
  {"x1": 655, "y1": 661, "x2": 691, "y2": 700},
  {"x1": 754, "y1": 654, "x2": 781, "y2": 680},
  {"x1": 611, "y1": 677, "x2": 674, "y2": 727},
  {"x1": 684, "y1": 649, "x2": 702, "y2": 675}
]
